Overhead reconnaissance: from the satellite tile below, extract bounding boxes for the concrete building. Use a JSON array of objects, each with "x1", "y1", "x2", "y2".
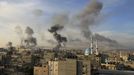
[
  {"x1": 21, "y1": 51, "x2": 32, "y2": 63},
  {"x1": 77, "y1": 60, "x2": 91, "y2": 75},
  {"x1": 34, "y1": 65, "x2": 49, "y2": 75},
  {"x1": 82, "y1": 60, "x2": 91, "y2": 75},
  {"x1": 48, "y1": 59, "x2": 77, "y2": 75},
  {"x1": 92, "y1": 55, "x2": 101, "y2": 70},
  {"x1": 101, "y1": 63, "x2": 116, "y2": 70},
  {"x1": 0, "y1": 52, "x2": 7, "y2": 65}
]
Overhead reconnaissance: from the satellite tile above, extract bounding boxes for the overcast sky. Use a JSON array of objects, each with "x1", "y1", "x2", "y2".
[{"x1": 0, "y1": 0, "x2": 133, "y2": 48}]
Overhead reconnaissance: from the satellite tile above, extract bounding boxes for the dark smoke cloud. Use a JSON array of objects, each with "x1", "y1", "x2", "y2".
[
  {"x1": 24, "y1": 37, "x2": 37, "y2": 47},
  {"x1": 76, "y1": 0, "x2": 103, "y2": 39},
  {"x1": 75, "y1": 0, "x2": 119, "y2": 47},
  {"x1": 48, "y1": 24, "x2": 67, "y2": 50},
  {"x1": 24, "y1": 26, "x2": 37, "y2": 47},
  {"x1": 78, "y1": 0, "x2": 103, "y2": 18},
  {"x1": 25, "y1": 26, "x2": 34, "y2": 35},
  {"x1": 48, "y1": 0, "x2": 119, "y2": 48},
  {"x1": 15, "y1": 26, "x2": 37, "y2": 48},
  {"x1": 48, "y1": 24, "x2": 64, "y2": 33},
  {"x1": 94, "y1": 33, "x2": 118, "y2": 44},
  {"x1": 76, "y1": 0, "x2": 119, "y2": 46}
]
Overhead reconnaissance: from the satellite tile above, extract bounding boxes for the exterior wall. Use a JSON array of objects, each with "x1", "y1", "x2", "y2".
[
  {"x1": 54, "y1": 61, "x2": 58, "y2": 75},
  {"x1": 58, "y1": 59, "x2": 77, "y2": 75},
  {"x1": 49, "y1": 61, "x2": 58, "y2": 75},
  {"x1": 101, "y1": 64, "x2": 116, "y2": 70},
  {"x1": 77, "y1": 60, "x2": 91, "y2": 75},
  {"x1": 48, "y1": 59, "x2": 77, "y2": 75},
  {"x1": 82, "y1": 60, "x2": 91, "y2": 75},
  {"x1": 48, "y1": 61, "x2": 54, "y2": 75},
  {"x1": 77, "y1": 61, "x2": 83, "y2": 75},
  {"x1": 34, "y1": 66, "x2": 48, "y2": 75}
]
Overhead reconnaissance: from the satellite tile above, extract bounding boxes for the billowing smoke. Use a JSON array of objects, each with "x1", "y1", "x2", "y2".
[
  {"x1": 14, "y1": 0, "x2": 119, "y2": 48},
  {"x1": 75, "y1": 0, "x2": 119, "y2": 46},
  {"x1": 49, "y1": 0, "x2": 103, "y2": 40},
  {"x1": 77, "y1": 0, "x2": 103, "y2": 39},
  {"x1": 48, "y1": 24, "x2": 64, "y2": 33},
  {"x1": 15, "y1": 26, "x2": 37, "y2": 48},
  {"x1": 48, "y1": 24, "x2": 67, "y2": 50},
  {"x1": 25, "y1": 26, "x2": 34, "y2": 36},
  {"x1": 48, "y1": 0, "x2": 119, "y2": 48},
  {"x1": 24, "y1": 26, "x2": 37, "y2": 48}
]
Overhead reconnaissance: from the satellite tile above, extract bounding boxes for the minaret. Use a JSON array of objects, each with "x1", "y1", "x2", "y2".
[
  {"x1": 90, "y1": 35, "x2": 93, "y2": 54},
  {"x1": 95, "y1": 40, "x2": 99, "y2": 55}
]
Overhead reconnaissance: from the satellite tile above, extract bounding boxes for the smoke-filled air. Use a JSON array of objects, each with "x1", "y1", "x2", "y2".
[
  {"x1": 15, "y1": 26, "x2": 37, "y2": 48},
  {"x1": 43, "y1": 0, "x2": 119, "y2": 49},
  {"x1": 11, "y1": 0, "x2": 124, "y2": 49},
  {"x1": 0, "y1": 0, "x2": 133, "y2": 50}
]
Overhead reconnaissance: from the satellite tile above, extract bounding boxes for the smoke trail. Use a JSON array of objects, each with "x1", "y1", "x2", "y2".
[{"x1": 94, "y1": 33, "x2": 118, "y2": 44}]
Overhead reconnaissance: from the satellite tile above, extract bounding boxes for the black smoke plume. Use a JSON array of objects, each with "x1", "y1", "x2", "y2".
[
  {"x1": 48, "y1": 0, "x2": 119, "y2": 48},
  {"x1": 48, "y1": 24, "x2": 67, "y2": 50},
  {"x1": 24, "y1": 26, "x2": 37, "y2": 48},
  {"x1": 76, "y1": 0, "x2": 119, "y2": 46},
  {"x1": 48, "y1": 24, "x2": 64, "y2": 33}
]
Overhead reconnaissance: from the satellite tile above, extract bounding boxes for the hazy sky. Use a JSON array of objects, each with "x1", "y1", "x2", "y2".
[{"x1": 0, "y1": 0, "x2": 133, "y2": 48}]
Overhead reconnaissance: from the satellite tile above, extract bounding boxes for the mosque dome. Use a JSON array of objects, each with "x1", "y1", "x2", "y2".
[{"x1": 84, "y1": 48, "x2": 91, "y2": 56}]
